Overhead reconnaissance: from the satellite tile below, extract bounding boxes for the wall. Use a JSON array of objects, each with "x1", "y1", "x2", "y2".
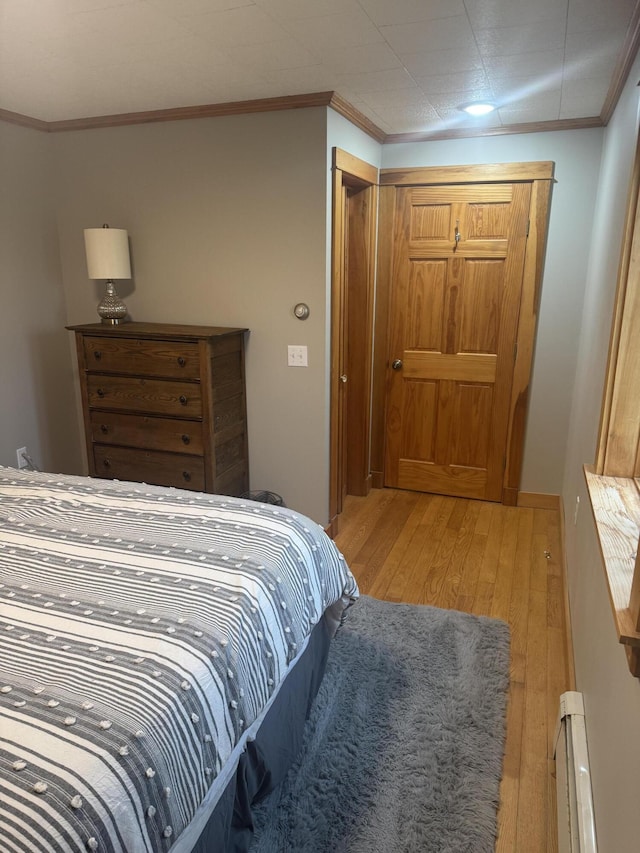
[
  {"x1": 381, "y1": 130, "x2": 604, "y2": 497},
  {"x1": 561, "y1": 53, "x2": 640, "y2": 852},
  {"x1": 0, "y1": 121, "x2": 80, "y2": 474},
  {"x1": 51, "y1": 108, "x2": 330, "y2": 523},
  {"x1": 326, "y1": 110, "x2": 383, "y2": 170}
]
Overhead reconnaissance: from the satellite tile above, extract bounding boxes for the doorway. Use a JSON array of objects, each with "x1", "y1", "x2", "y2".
[{"x1": 328, "y1": 148, "x2": 378, "y2": 534}]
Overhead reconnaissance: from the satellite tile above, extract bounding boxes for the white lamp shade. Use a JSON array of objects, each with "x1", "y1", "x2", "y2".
[{"x1": 84, "y1": 227, "x2": 131, "y2": 280}]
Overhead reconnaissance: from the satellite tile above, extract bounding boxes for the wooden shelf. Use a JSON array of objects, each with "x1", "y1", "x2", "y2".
[{"x1": 584, "y1": 465, "x2": 640, "y2": 673}]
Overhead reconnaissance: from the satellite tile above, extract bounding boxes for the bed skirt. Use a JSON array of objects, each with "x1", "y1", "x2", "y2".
[{"x1": 189, "y1": 613, "x2": 332, "y2": 852}]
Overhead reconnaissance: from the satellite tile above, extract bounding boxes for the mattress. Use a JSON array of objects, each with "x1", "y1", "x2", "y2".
[{"x1": 0, "y1": 467, "x2": 358, "y2": 852}]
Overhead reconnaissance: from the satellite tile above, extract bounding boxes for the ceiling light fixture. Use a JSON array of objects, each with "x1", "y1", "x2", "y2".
[{"x1": 459, "y1": 102, "x2": 496, "y2": 116}]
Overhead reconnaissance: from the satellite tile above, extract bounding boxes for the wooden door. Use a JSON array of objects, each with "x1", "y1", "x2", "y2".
[
  {"x1": 329, "y1": 149, "x2": 378, "y2": 533},
  {"x1": 337, "y1": 182, "x2": 349, "y2": 513},
  {"x1": 384, "y1": 181, "x2": 531, "y2": 501}
]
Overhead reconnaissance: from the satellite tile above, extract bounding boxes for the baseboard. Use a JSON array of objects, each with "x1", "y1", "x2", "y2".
[
  {"x1": 517, "y1": 491, "x2": 561, "y2": 511},
  {"x1": 348, "y1": 475, "x2": 373, "y2": 497},
  {"x1": 371, "y1": 471, "x2": 384, "y2": 489},
  {"x1": 325, "y1": 516, "x2": 339, "y2": 539},
  {"x1": 503, "y1": 486, "x2": 518, "y2": 506},
  {"x1": 558, "y1": 496, "x2": 577, "y2": 690}
]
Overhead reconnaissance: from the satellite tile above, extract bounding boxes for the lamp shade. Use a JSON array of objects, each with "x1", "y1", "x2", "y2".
[{"x1": 84, "y1": 227, "x2": 131, "y2": 280}]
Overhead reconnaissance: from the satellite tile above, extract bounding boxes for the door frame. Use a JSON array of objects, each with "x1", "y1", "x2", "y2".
[
  {"x1": 371, "y1": 162, "x2": 555, "y2": 505},
  {"x1": 328, "y1": 148, "x2": 379, "y2": 534}
]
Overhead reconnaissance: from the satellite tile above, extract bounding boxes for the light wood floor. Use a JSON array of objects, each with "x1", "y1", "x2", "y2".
[{"x1": 333, "y1": 488, "x2": 572, "y2": 853}]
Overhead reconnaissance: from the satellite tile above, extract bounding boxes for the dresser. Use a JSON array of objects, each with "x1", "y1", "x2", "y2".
[{"x1": 67, "y1": 322, "x2": 249, "y2": 496}]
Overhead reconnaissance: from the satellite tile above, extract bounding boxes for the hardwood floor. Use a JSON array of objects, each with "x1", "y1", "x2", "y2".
[{"x1": 333, "y1": 488, "x2": 572, "y2": 853}]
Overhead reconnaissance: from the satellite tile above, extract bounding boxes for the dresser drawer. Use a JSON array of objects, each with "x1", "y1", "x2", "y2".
[
  {"x1": 90, "y1": 412, "x2": 203, "y2": 455},
  {"x1": 83, "y1": 336, "x2": 201, "y2": 379},
  {"x1": 87, "y1": 375, "x2": 202, "y2": 417},
  {"x1": 93, "y1": 446, "x2": 205, "y2": 491}
]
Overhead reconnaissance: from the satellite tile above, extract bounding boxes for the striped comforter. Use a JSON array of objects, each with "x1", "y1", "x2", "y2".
[{"x1": 0, "y1": 467, "x2": 358, "y2": 852}]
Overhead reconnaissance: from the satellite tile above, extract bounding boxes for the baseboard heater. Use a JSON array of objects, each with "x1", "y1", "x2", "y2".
[{"x1": 554, "y1": 691, "x2": 597, "y2": 853}]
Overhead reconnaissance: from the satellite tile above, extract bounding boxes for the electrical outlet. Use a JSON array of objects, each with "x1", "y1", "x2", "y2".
[
  {"x1": 16, "y1": 446, "x2": 28, "y2": 469},
  {"x1": 287, "y1": 345, "x2": 308, "y2": 367}
]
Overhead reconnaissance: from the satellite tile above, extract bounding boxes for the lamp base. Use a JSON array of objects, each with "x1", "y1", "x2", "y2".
[{"x1": 97, "y1": 280, "x2": 128, "y2": 324}]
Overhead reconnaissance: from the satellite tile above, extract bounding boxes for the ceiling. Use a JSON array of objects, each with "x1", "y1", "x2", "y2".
[{"x1": 1, "y1": 0, "x2": 638, "y2": 139}]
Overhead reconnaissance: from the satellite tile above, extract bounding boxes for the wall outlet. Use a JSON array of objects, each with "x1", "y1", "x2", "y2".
[
  {"x1": 288, "y1": 345, "x2": 308, "y2": 367},
  {"x1": 16, "y1": 446, "x2": 28, "y2": 469}
]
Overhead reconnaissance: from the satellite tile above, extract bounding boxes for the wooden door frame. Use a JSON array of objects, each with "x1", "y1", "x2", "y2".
[
  {"x1": 328, "y1": 148, "x2": 379, "y2": 534},
  {"x1": 371, "y1": 162, "x2": 555, "y2": 505}
]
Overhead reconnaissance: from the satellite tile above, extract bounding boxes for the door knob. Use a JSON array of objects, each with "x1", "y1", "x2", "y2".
[
  {"x1": 339, "y1": 374, "x2": 348, "y2": 383},
  {"x1": 392, "y1": 359, "x2": 403, "y2": 370}
]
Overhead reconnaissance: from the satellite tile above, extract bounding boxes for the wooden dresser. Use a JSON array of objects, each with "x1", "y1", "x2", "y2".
[{"x1": 67, "y1": 322, "x2": 249, "y2": 496}]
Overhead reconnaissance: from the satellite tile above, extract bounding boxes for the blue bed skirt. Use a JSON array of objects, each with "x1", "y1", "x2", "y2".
[{"x1": 190, "y1": 614, "x2": 332, "y2": 852}]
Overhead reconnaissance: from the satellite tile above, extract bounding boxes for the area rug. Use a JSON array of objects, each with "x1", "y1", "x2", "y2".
[{"x1": 250, "y1": 594, "x2": 510, "y2": 853}]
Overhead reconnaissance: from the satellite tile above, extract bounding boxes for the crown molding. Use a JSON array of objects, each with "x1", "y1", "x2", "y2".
[
  {"x1": 0, "y1": 93, "x2": 610, "y2": 144},
  {"x1": 327, "y1": 92, "x2": 387, "y2": 143},
  {"x1": 600, "y1": 0, "x2": 640, "y2": 124},
  {"x1": 45, "y1": 91, "x2": 335, "y2": 132},
  {"x1": 384, "y1": 115, "x2": 604, "y2": 144},
  {"x1": 0, "y1": 107, "x2": 49, "y2": 132}
]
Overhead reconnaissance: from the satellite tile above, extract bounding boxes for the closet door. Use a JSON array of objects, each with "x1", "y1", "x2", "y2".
[{"x1": 384, "y1": 181, "x2": 531, "y2": 502}]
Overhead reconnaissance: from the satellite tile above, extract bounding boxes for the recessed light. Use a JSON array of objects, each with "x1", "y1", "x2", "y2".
[{"x1": 459, "y1": 102, "x2": 496, "y2": 116}]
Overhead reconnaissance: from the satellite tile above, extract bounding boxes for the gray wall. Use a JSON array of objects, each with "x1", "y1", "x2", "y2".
[
  {"x1": 381, "y1": 130, "x2": 604, "y2": 497},
  {"x1": 52, "y1": 108, "x2": 329, "y2": 522},
  {"x1": 0, "y1": 121, "x2": 80, "y2": 474},
  {"x1": 561, "y1": 54, "x2": 640, "y2": 852}
]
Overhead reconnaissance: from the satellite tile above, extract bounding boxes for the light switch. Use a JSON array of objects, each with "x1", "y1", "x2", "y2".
[{"x1": 288, "y1": 345, "x2": 308, "y2": 367}]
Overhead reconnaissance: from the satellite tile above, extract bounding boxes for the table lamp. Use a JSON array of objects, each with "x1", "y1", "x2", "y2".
[{"x1": 84, "y1": 224, "x2": 131, "y2": 324}]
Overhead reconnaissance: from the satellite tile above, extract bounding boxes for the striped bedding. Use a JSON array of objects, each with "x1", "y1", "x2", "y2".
[{"x1": 0, "y1": 467, "x2": 358, "y2": 852}]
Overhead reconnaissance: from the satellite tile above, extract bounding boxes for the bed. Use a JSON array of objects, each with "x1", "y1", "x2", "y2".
[{"x1": 0, "y1": 466, "x2": 358, "y2": 852}]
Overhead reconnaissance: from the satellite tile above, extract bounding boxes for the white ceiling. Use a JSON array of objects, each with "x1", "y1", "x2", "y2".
[{"x1": 0, "y1": 0, "x2": 637, "y2": 136}]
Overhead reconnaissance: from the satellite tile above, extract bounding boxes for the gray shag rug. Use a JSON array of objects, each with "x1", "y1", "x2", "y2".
[{"x1": 250, "y1": 594, "x2": 510, "y2": 853}]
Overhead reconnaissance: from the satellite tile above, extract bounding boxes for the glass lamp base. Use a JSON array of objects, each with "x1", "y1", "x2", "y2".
[{"x1": 97, "y1": 280, "x2": 128, "y2": 324}]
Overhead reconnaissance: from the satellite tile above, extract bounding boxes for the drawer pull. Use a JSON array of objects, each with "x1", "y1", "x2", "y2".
[
  {"x1": 179, "y1": 395, "x2": 188, "y2": 406},
  {"x1": 103, "y1": 459, "x2": 111, "y2": 469},
  {"x1": 94, "y1": 351, "x2": 102, "y2": 360},
  {"x1": 177, "y1": 357, "x2": 186, "y2": 367},
  {"x1": 181, "y1": 434, "x2": 191, "y2": 445},
  {"x1": 97, "y1": 388, "x2": 105, "y2": 398},
  {"x1": 182, "y1": 471, "x2": 191, "y2": 482},
  {"x1": 100, "y1": 424, "x2": 108, "y2": 434}
]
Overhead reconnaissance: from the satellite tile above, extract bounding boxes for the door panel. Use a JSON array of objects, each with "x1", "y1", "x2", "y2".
[
  {"x1": 407, "y1": 261, "x2": 446, "y2": 349},
  {"x1": 411, "y1": 204, "x2": 450, "y2": 241},
  {"x1": 385, "y1": 181, "x2": 531, "y2": 501},
  {"x1": 458, "y1": 261, "x2": 502, "y2": 353},
  {"x1": 450, "y1": 382, "x2": 492, "y2": 467},
  {"x1": 403, "y1": 352, "x2": 496, "y2": 382},
  {"x1": 396, "y1": 459, "x2": 486, "y2": 497},
  {"x1": 400, "y1": 380, "x2": 438, "y2": 463}
]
